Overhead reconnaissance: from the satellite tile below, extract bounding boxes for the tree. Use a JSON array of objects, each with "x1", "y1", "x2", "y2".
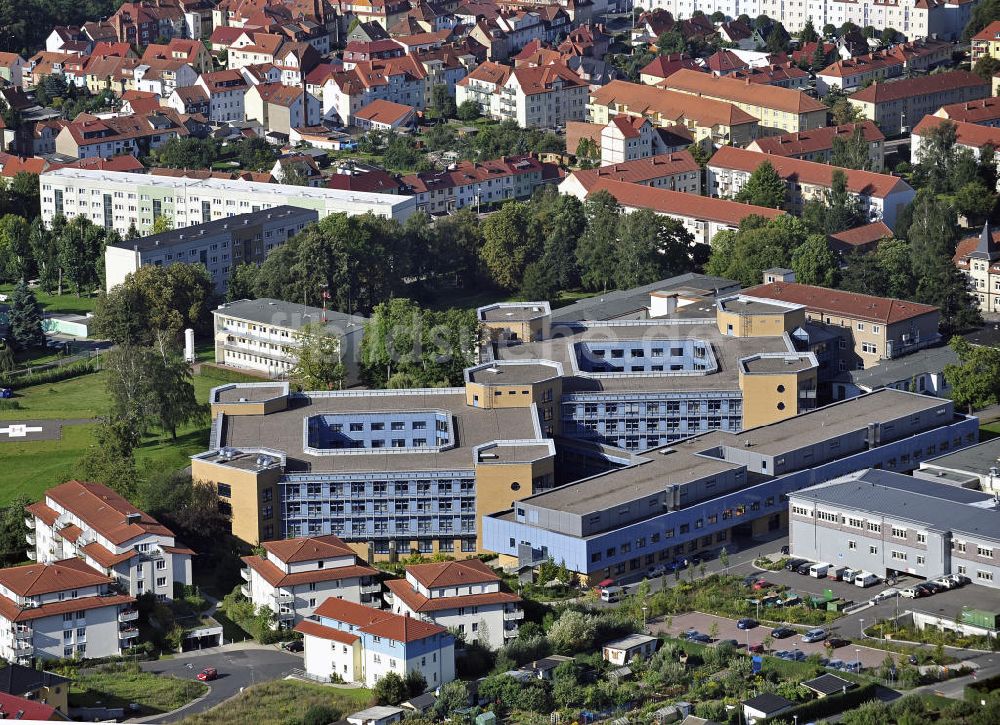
[
  {"x1": 954, "y1": 180, "x2": 997, "y2": 226},
  {"x1": 575, "y1": 137, "x2": 599, "y2": 162},
  {"x1": 149, "y1": 136, "x2": 219, "y2": 169},
  {"x1": 547, "y1": 610, "x2": 597, "y2": 654},
  {"x1": 810, "y1": 40, "x2": 830, "y2": 72},
  {"x1": 300, "y1": 704, "x2": 342, "y2": 725},
  {"x1": 765, "y1": 22, "x2": 790, "y2": 54},
  {"x1": 233, "y1": 137, "x2": 277, "y2": 171},
  {"x1": 831, "y1": 126, "x2": 872, "y2": 170},
  {"x1": 404, "y1": 669, "x2": 427, "y2": 697},
  {"x1": 431, "y1": 84, "x2": 457, "y2": 118},
  {"x1": 148, "y1": 331, "x2": 202, "y2": 439},
  {"x1": 656, "y1": 30, "x2": 686, "y2": 54},
  {"x1": 151, "y1": 216, "x2": 173, "y2": 235},
  {"x1": 456, "y1": 100, "x2": 481, "y2": 121},
  {"x1": 226, "y1": 263, "x2": 260, "y2": 302},
  {"x1": 576, "y1": 190, "x2": 621, "y2": 291},
  {"x1": 7, "y1": 281, "x2": 45, "y2": 351},
  {"x1": 519, "y1": 259, "x2": 559, "y2": 300},
  {"x1": 945, "y1": 337, "x2": 1000, "y2": 413},
  {"x1": 0, "y1": 496, "x2": 29, "y2": 565},
  {"x1": 28, "y1": 219, "x2": 59, "y2": 294},
  {"x1": 615, "y1": 208, "x2": 695, "y2": 288},
  {"x1": 705, "y1": 214, "x2": 809, "y2": 287},
  {"x1": 289, "y1": 323, "x2": 345, "y2": 390},
  {"x1": 0, "y1": 214, "x2": 31, "y2": 282},
  {"x1": 372, "y1": 672, "x2": 409, "y2": 705},
  {"x1": 791, "y1": 234, "x2": 838, "y2": 286},
  {"x1": 823, "y1": 23, "x2": 836, "y2": 37},
  {"x1": 79, "y1": 417, "x2": 141, "y2": 499},
  {"x1": 56, "y1": 215, "x2": 105, "y2": 296},
  {"x1": 799, "y1": 18, "x2": 818, "y2": 43},
  {"x1": 964, "y1": 0, "x2": 1000, "y2": 41},
  {"x1": 0, "y1": 341, "x2": 13, "y2": 374},
  {"x1": 802, "y1": 169, "x2": 865, "y2": 234},
  {"x1": 875, "y1": 238, "x2": 916, "y2": 299},
  {"x1": 974, "y1": 55, "x2": 1000, "y2": 81},
  {"x1": 825, "y1": 87, "x2": 862, "y2": 125},
  {"x1": 734, "y1": 161, "x2": 786, "y2": 208},
  {"x1": 480, "y1": 201, "x2": 541, "y2": 290},
  {"x1": 432, "y1": 680, "x2": 471, "y2": 718}
]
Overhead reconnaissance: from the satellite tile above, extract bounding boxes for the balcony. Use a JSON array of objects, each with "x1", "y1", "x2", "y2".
[
  {"x1": 276, "y1": 609, "x2": 295, "y2": 621},
  {"x1": 503, "y1": 627, "x2": 518, "y2": 639},
  {"x1": 240, "y1": 584, "x2": 251, "y2": 598},
  {"x1": 26, "y1": 549, "x2": 35, "y2": 561},
  {"x1": 360, "y1": 582, "x2": 381, "y2": 595},
  {"x1": 272, "y1": 592, "x2": 294, "y2": 605},
  {"x1": 503, "y1": 609, "x2": 524, "y2": 621},
  {"x1": 241, "y1": 567, "x2": 252, "y2": 581},
  {"x1": 119, "y1": 626, "x2": 139, "y2": 640},
  {"x1": 13, "y1": 627, "x2": 31, "y2": 641},
  {"x1": 23, "y1": 517, "x2": 33, "y2": 529},
  {"x1": 119, "y1": 609, "x2": 139, "y2": 623},
  {"x1": 25, "y1": 532, "x2": 34, "y2": 546},
  {"x1": 12, "y1": 643, "x2": 33, "y2": 657}
]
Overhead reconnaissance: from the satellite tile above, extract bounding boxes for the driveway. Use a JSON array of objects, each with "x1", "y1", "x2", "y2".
[
  {"x1": 652, "y1": 612, "x2": 891, "y2": 670},
  {"x1": 137, "y1": 645, "x2": 302, "y2": 723}
]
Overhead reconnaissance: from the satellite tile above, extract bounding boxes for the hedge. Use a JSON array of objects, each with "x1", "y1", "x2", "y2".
[
  {"x1": 965, "y1": 673, "x2": 1000, "y2": 702},
  {"x1": 0, "y1": 359, "x2": 96, "y2": 388},
  {"x1": 763, "y1": 683, "x2": 879, "y2": 722}
]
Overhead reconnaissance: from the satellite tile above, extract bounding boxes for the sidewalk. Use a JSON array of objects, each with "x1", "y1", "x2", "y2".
[{"x1": 162, "y1": 640, "x2": 279, "y2": 661}]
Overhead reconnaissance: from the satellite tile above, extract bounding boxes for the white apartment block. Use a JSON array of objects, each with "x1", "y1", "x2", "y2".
[
  {"x1": 0, "y1": 558, "x2": 137, "y2": 663},
  {"x1": 26, "y1": 480, "x2": 194, "y2": 602},
  {"x1": 296, "y1": 598, "x2": 456, "y2": 688},
  {"x1": 601, "y1": 116, "x2": 670, "y2": 166},
  {"x1": 195, "y1": 70, "x2": 249, "y2": 123},
  {"x1": 385, "y1": 559, "x2": 522, "y2": 650},
  {"x1": 39, "y1": 168, "x2": 416, "y2": 236},
  {"x1": 559, "y1": 152, "x2": 702, "y2": 197},
  {"x1": 214, "y1": 298, "x2": 366, "y2": 383},
  {"x1": 106, "y1": 207, "x2": 317, "y2": 294},
  {"x1": 645, "y1": 0, "x2": 972, "y2": 41},
  {"x1": 481, "y1": 63, "x2": 588, "y2": 129},
  {"x1": 240, "y1": 535, "x2": 381, "y2": 629}
]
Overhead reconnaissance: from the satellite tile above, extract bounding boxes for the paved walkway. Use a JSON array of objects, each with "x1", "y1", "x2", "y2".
[{"x1": 0, "y1": 417, "x2": 96, "y2": 442}]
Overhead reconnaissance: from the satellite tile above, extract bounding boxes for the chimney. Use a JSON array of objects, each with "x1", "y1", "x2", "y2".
[{"x1": 125, "y1": 512, "x2": 141, "y2": 525}]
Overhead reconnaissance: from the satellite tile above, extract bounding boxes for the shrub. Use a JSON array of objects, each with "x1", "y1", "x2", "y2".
[{"x1": 299, "y1": 704, "x2": 342, "y2": 725}]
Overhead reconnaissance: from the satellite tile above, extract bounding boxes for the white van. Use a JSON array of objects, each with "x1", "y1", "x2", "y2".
[
  {"x1": 809, "y1": 562, "x2": 831, "y2": 578},
  {"x1": 601, "y1": 586, "x2": 622, "y2": 603},
  {"x1": 854, "y1": 572, "x2": 879, "y2": 588}
]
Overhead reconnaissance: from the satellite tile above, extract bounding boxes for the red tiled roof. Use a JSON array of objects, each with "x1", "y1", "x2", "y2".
[
  {"x1": 405, "y1": 558, "x2": 500, "y2": 588},
  {"x1": 25, "y1": 502, "x2": 58, "y2": 527},
  {"x1": 593, "y1": 80, "x2": 758, "y2": 129},
  {"x1": 936, "y1": 96, "x2": 1000, "y2": 124},
  {"x1": 80, "y1": 542, "x2": 137, "y2": 568},
  {"x1": 0, "y1": 691, "x2": 61, "y2": 721},
  {"x1": 457, "y1": 60, "x2": 512, "y2": 87},
  {"x1": 829, "y1": 221, "x2": 893, "y2": 247},
  {"x1": 709, "y1": 146, "x2": 909, "y2": 200},
  {"x1": 569, "y1": 152, "x2": 698, "y2": 187},
  {"x1": 262, "y1": 534, "x2": 356, "y2": 563},
  {"x1": 314, "y1": 597, "x2": 446, "y2": 642},
  {"x1": 749, "y1": 121, "x2": 884, "y2": 157},
  {"x1": 743, "y1": 281, "x2": 939, "y2": 324},
  {"x1": 662, "y1": 68, "x2": 826, "y2": 114},
  {"x1": 585, "y1": 178, "x2": 785, "y2": 226},
  {"x1": 402, "y1": 154, "x2": 553, "y2": 193},
  {"x1": 386, "y1": 577, "x2": 520, "y2": 613},
  {"x1": 849, "y1": 71, "x2": 987, "y2": 104},
  {"x1": 293, "y1": 618, "x2": 360, "y2": 645},
  {"x1": 354, "y1": 99, "x2": 415, "y2": 124},
  {"x1": 705, "y1": 50, "x2": 747, "y2": 74},
  {"x1": 242, "y1": 555, "x2": 377, "y2": 587},
  {"x1": 639, "y1": 53, "x2": 699, "y2": 80},
  {"x1": 58, "y1": 525, "x2": 83, "y2": 543},
  {"x1": 510, "y1": 62, "x2": 585, "y2": 95},
  {"x1": 44, "y1": 480, "x2": 174, "y2": 545},
  {"x1": 913, "y1": 115, "x2": 1000, "y2": 149},
  {"x1": 0, "y1": 558, "x2": 112, "y2": 597},
  {"x1": 0, "y1": 592, "x2": 135, "y2": 624},
  {"x1": 971, "y1": 20, "x2": 1000, "y2": 42}
]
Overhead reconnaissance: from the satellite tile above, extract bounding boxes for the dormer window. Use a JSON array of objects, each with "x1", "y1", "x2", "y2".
[{"x1": 317, "y1": 561, "x2": 324, "y2": 569}]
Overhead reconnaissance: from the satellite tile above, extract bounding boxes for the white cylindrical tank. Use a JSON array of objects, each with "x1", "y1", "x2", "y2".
[{"x1": 184, "y1": 328, "x2": 195, "y2": 363}]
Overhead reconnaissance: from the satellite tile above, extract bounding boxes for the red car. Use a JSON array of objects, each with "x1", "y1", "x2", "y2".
[
  {"x1": 748, "y1": 643, "x2": 765, "y2": 653},
  {"x1": 196, "y1": 667, "x2": 218, "y2": 682},
  {"x1": 752, "y1": 579, "x2": 773, "y2": 591}
]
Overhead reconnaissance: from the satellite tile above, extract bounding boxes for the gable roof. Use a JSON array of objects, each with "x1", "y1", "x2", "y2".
[
  {"x1": 314, "y1": 597, "x2": 447, "y2": 642},
  {"x1": 262, "y1": 534, "x2": 355, "y2": 563},
  {"x1": 639, "y1": 53, "x2": 699, "y2": 80},
  {"x1": 913, "y1": 115, "x2": 1000, "y2": 151},
  {"x1": 0, "y1": 664, "x2": 70, "y2": 695},
  {"x1": 743, "y1": 281, "x2": 939, "y2": 325},
  {"x1": 749, "y1": 121, "x2": 884, "y2": 157},
  {"x1": 355, "y1": 99, "x2": 415, "y2": 124},
  {"x1": 242, "y1": 555, "x2": 377, "y2": 587},
  {"x1": 972, "y1": 20, "x2": 1000, "y2": 42},
  {"x1": 849, "y1": 71, "x2": 987, "y2": 104},
  {"x1": 0, "y1": 558, "x2": 112, "y2": 596},
  {"x1": 569, "y1": 152, "x2": 699, "y2": 186},
  {"x1": 828, "y1": 220, "x2": 893, "y2": 248},
  {"x1": 662, "y1": 68, "x2": 826, "y2": 114},
  {"x1": 0, "y1": 691, "x2": 62, "y2": 720},
  {"x1": 42, "y1": 480, "x2": 174, "y2": 545},
  {"x1": 936, "y1": 96, "x2": 1000, "y2": 124},
  {"x1": 386, "y1": 577, "x2": 520, "y2": 613},
  {"x1": 709, "y1": 146, "x2": 910, "y2": 199},
  {"x1": 590, "y1": 80, "x2": 757, "y2": 129},
  {"x1": 405, "y1": 558, "x2": 500, "y2": 588}
]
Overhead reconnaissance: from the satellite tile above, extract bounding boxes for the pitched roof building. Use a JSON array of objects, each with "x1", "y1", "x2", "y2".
[
  {"x1": 954, "y1": 221, "x2": 1000, "y2": 314},
  {"x1": 849, "y1": 71, "x2": 990, "y2": 135},
  {"x1": 747, "y1": 121, "x2": 886, "y2": 171}
]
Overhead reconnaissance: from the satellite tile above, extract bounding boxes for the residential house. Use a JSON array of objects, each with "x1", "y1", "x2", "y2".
[
  {"x1": 272, "y1": 154, "x2": 324, "y2": 185},
  {"x1": 385, "y1": 559, "x2": 522, "y2": 650},
  {"x1": 55, "y1": 111, "x2": 188, "y2": 159},
  {"x1": 110, "y1": 2, "x2": 186, "y2": 46},
  {"x1": 828, "y1": 221, "x2": 893, "y2": 257},
  {"x1": 242, "y1": 83, "x2": 320, "y2": 136},
  {"x1": 729, "y1": 63, "x2": 810, "y2": 90},
  {"x1": 602, "y1": 633, "x2": 658, "y2": 665},
  {"x1": 401, "y1": 153, "x2": 560, "y2": 214},
  {"x1": 747, "y1": 121, "x2": 885, "y2": 172},
  {"x1": 240, "y1": 535, "x2": 381, "y2": 628},
  {"x1": 454, "y1": 61, "x2": 512, "y2": 117},
  {"x1": 196, "y1": 69, "x2": 249, "y2": 123},
  {"x1": 742, "y1": 694, "x2": 794, "y2": 725},
  {"x1": 353, "y1": 99, "x2": 417, "y2": 130},
  {"x1": 0, "y1": 558, "x2": 136, "y2": 663},
  {"x1": 142, "y1": 38, "x2": 213, "y2": 74},
  {"x1": 492, "y1": 63, "x2": 588, "y2": 128},
  {"x1": 120, "y1": 89, "x2": 162, "y2": 115},
  {"x1": 587, "y1": 80, "x2": 759, "y2": 148},
  {"x1": 560, "y1": 151, "x2": 700, "y2": 196},
  {"x1": 134, "y1": 58, "x2": 199, "y2": 97},
  {"x1": 744, "y1": 280, "x2": 941, "y2": 371},
  {"x1": 707, "y1": 147, "x2": 916, "y2": 230},
  {"x1": 953, "y1": 222, "x2": 1000, "y2": 314},
  {"x1": 0, "y1": 53, "x2": 26, "y2": 87},
  {"x1": 598, "y1": 116, "x2": 694, "y2": 166},
  {"x1": 0, "y1": 664, "x2": 69, "y2": 717},
  {"x1": 911, "y1": 116, "x2": 1000, "y2": 184},
  {"x1": 228, "y1": 32, "x2": 287, "y2": 70},
  {"x1": 167, "y1": 85, "x2": 210, "y2": 116},
  {"x1": 322, "y1": 56, "x2": 427, "y2": 125},
  {"x1": 971, "y1": 20, "x2": 1000, "y2": 64},
  {"x1": 934, "y1": 97, "x2": 1000, "y2": 127},
  {"x1": 848, "y1": 71, "x2": 989, "y2": 135},
  {"x1": 26, "y1": 480, "x2": 194, "y2": 601},
  {"x1": 295, "y1": 598, "x2": 455, "y2": 688},
  {"x1": 660, "y1": 69, "x2": 828, "y2": 135},
  {"x1": 561, "y1": 177, "x2": 785, "y2": 247}
]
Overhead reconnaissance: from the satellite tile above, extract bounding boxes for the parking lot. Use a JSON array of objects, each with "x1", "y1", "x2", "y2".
[
  {"x1": 743, "y1": 566, "x2": 921, "y2": 606},
  {"x1": 652, "y1": 612, "x2": 891, "y2": 670}
]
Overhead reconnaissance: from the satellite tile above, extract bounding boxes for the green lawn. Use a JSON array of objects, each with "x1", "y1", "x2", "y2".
[
  {"x1": 0, "y1": 424, "x2": 95, "y2": 503},
  {"x1": 0, "y1": 283, "x2": 99, "y2": 315},
  {"x1": 178, "y1": 681, "x2": 371, "y2": 725},
  {"x1": 980, "y1": 421, "x2": 1000, "y2": 441},
  {"x1": 70, "y1": 664, "x2": 207, "y2": 716},
  {"x1": 0, "y1": 370, "x2": 108, "y2": 420}
]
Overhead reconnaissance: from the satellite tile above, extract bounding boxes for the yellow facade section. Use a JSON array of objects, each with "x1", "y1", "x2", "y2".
[
  {"x1": 716, "y1": 306, "x2": 805, "y2": 337},
  {"x1": 191, "y1": 459, "x2": 281, "y2": 545},
  {"x1": 474, "y1": 458, "x2": 555, "y2": 548},
  {"x1": 739, "y1": 367, "x2": 817, "y2": 429}
]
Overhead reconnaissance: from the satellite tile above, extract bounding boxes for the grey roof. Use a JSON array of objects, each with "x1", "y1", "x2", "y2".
[
  {"x1": 0, "y1": 664, "x2": 70, "y2": 695},
  {"x1": 550, "y1": 273, "x2": 740, "y2": 322},
  {"x1": 839, "y1": 344, "x2": 958, "y2": 390},
  {"x1": 789, "y1": 469, "x2": 1000, "y2": 541},
  {"x1": 802, "y1": 673, "x2": 857, "y2": 695},
  {"x1": 604, "y1": 633, "x2": 658, "y2": 650},
  {"x1": 402, "y1": 692, "x2": 438, "y2": 711},
  {"x1": 348, "y1": 705, "x2": 406, "y2": 719},
  {"x1": 922, "y1": 437, "x2": 1000, "y2": 477},
  {"x1": 742, "y1": 693, "x2": 794, "y2": 712},
  {"x1": 114, "y1": 206, "x2": 317, "y2": 253},
  {"x1": 215, "y1": 298, "x2": 368, "y2": 334},
  {"x1": 969, "y1": 220, "x2": 999, "y2": 261}
]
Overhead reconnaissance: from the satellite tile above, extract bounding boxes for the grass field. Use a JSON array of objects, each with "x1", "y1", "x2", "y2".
[
  {"x1": 980, "y1": 420, "x2": 1000, "y2": 441},
  {"x1": 70, "y1": 665, "x2": 207, "y2": 715},
  {"x1": 178, "y1": 681, "x2": 371, "y2": 725},
  {"x1": 0, "y1": 365, "x2": 252, "y2": 506},
  {"x1": 0, "y1": 283, "x2": 99, "y2": 315}
]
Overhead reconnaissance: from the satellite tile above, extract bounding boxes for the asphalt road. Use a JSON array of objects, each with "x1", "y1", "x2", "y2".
[{"x1": 138, "y1": 645, "x2": 303, "y2": 723}]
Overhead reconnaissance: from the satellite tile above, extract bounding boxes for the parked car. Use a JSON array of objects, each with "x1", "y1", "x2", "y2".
[
  {"x1": 933, "y1": 577, "x2": 957, "y2": 590},
  {"x1": 947, "y1": 573, "x2": 971, "y2": 586},
  {"x1": 790, "y1": 649, "x2": 807, "y2": 661},
  {"x1": 801, "y1": 628, "x2": 828, "y2": 643},
  {"x1": 196, "y1": 667, "x2": 218, "y2": 682},
  {"x1": 873, "y1": 588, "x2": 899, "y2": 602},
  {"x1": 689, "y1": 632, "x2": 712, "y2": 643},
  {"x1": 737, "y1": 618, "x2": 758, "y2": 630},
  {"x1": 752, "y1": 579, "x2": 772, "y2": 591},
  {"x1": 748, "y1": 643, "x2": 765, "y2": 653},
  {"x1": 825, "y1": 637, "x2": 850, "y2": 649},
  {"x1": 923, "y1": 581, "x2": 946, "y2": 594},
  {"x1": 854, "y1": 572, "x2": 880, "y2": 588},
  {"x1": 774, "y1": 650, "x2": 791, "y2": 659},
  {"x1": 900, "y1": 587, "x2": 920, "y2": 599},
  {"x1": 827, "y1": 659, "x2": 845, "y2": 670},
  {"x1": 915, "y1": 582, "x2": 938, "y2": 597},
  {"x1": 771, "y1": 626, "x2": 796, "y2": 639},
  {"x1": 796, "y1": 562, "x2": 813, "y2": 575},
  {"x1": 719, "y1": 639, "x2": 740, "y2": 649},
  {"x1": 785, "y1": 558, "x2": 808, "y2": 571},
  {"x1": 647, "y1": 565, "x2": 668, "y2": 578},
  {"x1": 601, "y1": 586, "x2": 623, "y2": 603},
  {"x1": 282, "y1": 640, "x2": 304, "y2": 652}
]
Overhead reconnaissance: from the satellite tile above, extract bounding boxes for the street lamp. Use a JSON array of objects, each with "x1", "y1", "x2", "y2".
[
  {"x1": 641, "y1": 605, "x2": 648, "y2": 629},
  {"x1": 859, "y1": 618, "x2": 865, "y2": 639},
  {"x1": 855, "y1": 648, "x2": 861, "y2": 672}
]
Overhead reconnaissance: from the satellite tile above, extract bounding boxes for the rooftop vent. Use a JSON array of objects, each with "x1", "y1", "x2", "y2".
[{"x1": 125, "y1": 512, "x2": 142, "y2": 525}]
